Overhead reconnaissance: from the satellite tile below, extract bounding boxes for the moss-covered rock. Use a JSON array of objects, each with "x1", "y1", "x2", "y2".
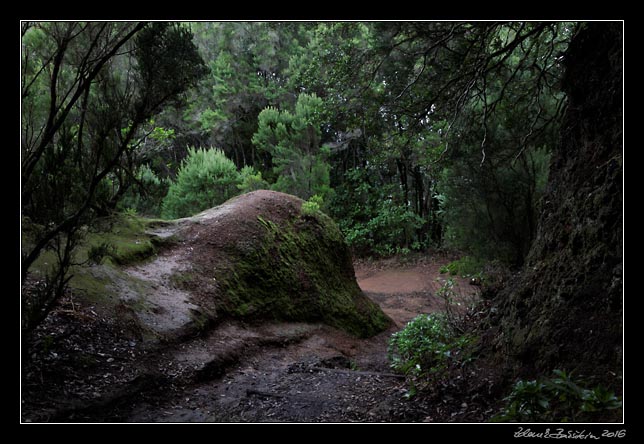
[{"x1": 177, "y1": 190, "x2": 391, "y2": 338}]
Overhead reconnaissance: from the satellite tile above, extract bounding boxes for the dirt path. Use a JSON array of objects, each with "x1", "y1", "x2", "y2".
[
  {"x1": 118, "y1": 256, "x2": 477, "y2": 423},
  {"x1": 22, "y1": 242, "x2": 479, "y2": 423},
  {"x1": 355, "y1": 258, "x2": 474, "y2": 328},
  {"x1": 22, "y1": 195, "x2": 484, "y2": 423}
]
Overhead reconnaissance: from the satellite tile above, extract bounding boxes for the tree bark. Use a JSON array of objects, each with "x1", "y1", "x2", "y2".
[{"x1": 488, "y1": 23, "x2": 623, "y2": 383}]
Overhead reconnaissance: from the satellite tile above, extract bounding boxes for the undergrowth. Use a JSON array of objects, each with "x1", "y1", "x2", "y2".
[
  {"x1": 439, "y1": 255, "x2": 485, "y2": 278},
  {"x1": 387, "y1": 313, "x2": 477, "y2": 386},
  {"x1": 492, "y1": 369, "x2": 622, "y2": 422}
]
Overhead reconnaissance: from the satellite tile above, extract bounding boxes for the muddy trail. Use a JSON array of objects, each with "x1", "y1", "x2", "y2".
[
  {"x1": 22, "y1": 194, "x2": 483, "y2": 423},
  {"x1": 115, "y1": 256, "x2": 476, "y2": 422},
  {"x1": 23, "y1": 251, "x2": 479, "y2": 423},
  {"x1": 122, "y1": 257, "x2": 476, "y2": 423}
]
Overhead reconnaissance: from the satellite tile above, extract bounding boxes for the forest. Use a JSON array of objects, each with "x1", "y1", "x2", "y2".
[{"x1": 21, "y1": 21, "x2": 623, "y2": 426}]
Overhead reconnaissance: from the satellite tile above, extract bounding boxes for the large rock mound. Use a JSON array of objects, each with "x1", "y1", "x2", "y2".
[{"x1": 175, "y1": 190, "x2": 391, "y2": 338}]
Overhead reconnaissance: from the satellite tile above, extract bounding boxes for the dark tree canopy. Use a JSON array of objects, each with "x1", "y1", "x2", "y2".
[
  {"x1": 21, "y1": 22, "x2": 623, "y2": 416},
  {"x1": 21, "y1": 22, "x2": 206, "y2": 332}
]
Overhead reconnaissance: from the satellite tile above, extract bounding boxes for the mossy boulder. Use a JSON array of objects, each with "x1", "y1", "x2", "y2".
[{"x1": 177, "y1": 190, "x2": 391, "y2": 338}]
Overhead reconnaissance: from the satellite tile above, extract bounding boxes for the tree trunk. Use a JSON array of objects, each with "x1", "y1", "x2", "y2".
[
  {"x1": 488, "y1": 23, "x2": 622, "y2": 383},
  {"x1": 396, "y1": 159, "x2": 409, "y2": 205}
]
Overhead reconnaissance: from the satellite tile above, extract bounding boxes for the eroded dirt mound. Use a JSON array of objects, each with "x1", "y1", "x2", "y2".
[{"x1": 174, "y1": 190, "x2": 391, "y2": 338}]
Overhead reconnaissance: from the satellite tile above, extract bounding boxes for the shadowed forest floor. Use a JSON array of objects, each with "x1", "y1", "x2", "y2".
[
  {"x1": 126, "y1": 256, "x2": 479, "y2": 422},
  {"x1": 23, "y1": 253, "x2": 492, "y2": 423}
]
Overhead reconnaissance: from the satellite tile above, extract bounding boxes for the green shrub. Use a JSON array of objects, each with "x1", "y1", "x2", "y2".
[
  {"x1": 237, "y1": 165, "x2": 269, "y2": 193},
  {"x1": 161, "y1": 147, "x2": 241, "y2": 219},
  {"x1": 301, "y1": 194, "x2": 324, "y2": 217},
  {"x1": 301, "y1": 201, "x2": 320, "y2": 216},
  {"x1": 331, "y1": 168, "x2": 429, "y2": 257},
  {"x1": 492, "y1": 369, "x2": 622, "y2": 422},
  {"x1": 340, "y1": 199, "x2": 426, "y2": 256},
  {"x1": 388, "y1": 313, "x2": 475, "y2": 379},
  {"x1": 439, "y1": 256, "x2": 485, "y2": 277}
]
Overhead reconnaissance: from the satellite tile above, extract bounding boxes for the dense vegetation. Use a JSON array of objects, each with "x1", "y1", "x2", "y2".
[
  {"x1": 22, "y1": 22, "x2": 566, "y2": 258},
  {"x1": 21, "y1": 21, "x2": 622, "y2": 422},
  {"x1": 16, "y1": 20, "x2": 590, "y2": 332}
]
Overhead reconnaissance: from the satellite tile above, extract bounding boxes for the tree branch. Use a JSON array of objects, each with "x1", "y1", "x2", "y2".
[{"x1": 22, "y1": 22, "x2": 146, "y2": 189}]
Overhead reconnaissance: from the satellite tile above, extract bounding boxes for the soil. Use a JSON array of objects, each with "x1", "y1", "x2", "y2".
[
  {"x1": 22, "y1": 251, "x2": 487, "y2": 423},
  {"x1": 122, "y1": 255, "x2": 480, "y2": 423},
  {"x1": 22, "y1": 191, "x2": 489, "y2": 423}
]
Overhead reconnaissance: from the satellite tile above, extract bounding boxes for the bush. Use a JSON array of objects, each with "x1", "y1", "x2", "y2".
[
  {"x1": 493, "y1": 369, "x2": 622, "y2": 422},
  {"x1": 301, "y1": 194, "x2": 324, "y2": 217},
  {"x1": 388, "y1": 313, "x2": 475, "y2": 378},
  {"x1": 301, "y1": 201, "x2": 320, "y2": 216},
  {"x1": 237, "y1": 165, "x2": 269, "y2": 193},
  {"x1": 161, "y1": 147, "x2": 241, "y2": 219},
  {"x1": 119, "y1": 164, "x2": 170, "y2": 217},
  {"x1": 332, "y1": 168, "x2": 428, "y2": 257},
  {"x1": 439, "y1": 256, "x2": 485, "y2": 277},
  {"x1": 340, "y1": 199, "x2": 426, "y2": 256}
]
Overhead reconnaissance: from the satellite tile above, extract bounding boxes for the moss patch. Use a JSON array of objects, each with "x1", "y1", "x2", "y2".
[
  {"x1": 82, "y1": 215, "x2": 162, "y2": 266},
  {"x1": 24, "y1": 213, "x2": 175, "y2": 316}
]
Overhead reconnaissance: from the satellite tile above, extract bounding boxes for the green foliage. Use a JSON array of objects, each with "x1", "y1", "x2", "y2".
[
  {"x1": 493, "y1": 370, "x2": 622, "y2": 422},
  {"x1": 161, "y1": 147, "x2": 241, "y2": 219},
  {"x1": 388, "y1": 313, "x2": 475, "y2": 379},
  {"x1": 301, "y1": 201, "x2": 320, "y2": 216},
  {"x1": 439, "y1": 256, "x2": 485, "y2": 277},
  {"x1": 310, "y1": 22, "x2": 564, "y2": 265},
  {"x1": 252, "y1": 93, "x2": 333, "y2": 201},
  {"x1": 332, "y1": 168, "x2": 428, "y2": 256},
  {"x1": 340, "y1": 199, "x2": 426, "y2": 257},
  {"x1": 308, "y1": 194, "x2": 325, "y2": 207},
  {"x1": 364, "y1": 201, "x2": 426, "y2": 256},
  {"x1": 119, "y1": 164, "x2": 170, "y2": 217},
  {"x1": 149, "y1": 125, "x2": 176, "y2": 143},
  {"x1": 301, "y1": 194, "x2": 324, "y2": 217},
  {"x1": 185, "y1": 22, "x2": 315, "y2": 168},
  {"x1": 238, "y1": 165, "x2": 269, "y2": 193},
  {"x1": 134, "y1": 22, "x2": 208, "y2": 108},
  {"x1": 21, "y1": 22, "x2": 206, "y2": 332}
]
